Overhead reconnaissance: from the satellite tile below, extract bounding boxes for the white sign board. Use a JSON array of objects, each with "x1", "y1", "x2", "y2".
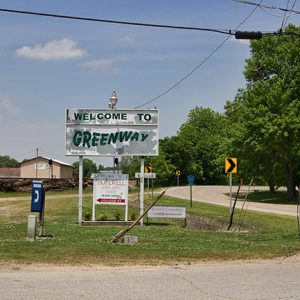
[
  {"x1": 65, "y1": 109, "x2": 159, "y2": 156},
  {"x1": 92, "y1": 173, "x2": 128, "y2": 221},
  {"x1": 135, "y1": 173, "x2": 156, "y2": 179},
  {"x1": 147, "y1": 206, "x2": 186, "y2": 219}
]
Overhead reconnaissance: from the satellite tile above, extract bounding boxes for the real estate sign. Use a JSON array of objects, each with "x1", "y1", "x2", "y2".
[{"x1": 65, "y1": 109, "x2": 159, "y2": 156}]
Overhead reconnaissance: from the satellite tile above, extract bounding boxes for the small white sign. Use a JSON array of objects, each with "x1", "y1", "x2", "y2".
[
  {"x1": 135, "y1": 173, "x2": 156, "y2": 179},
  {"x1": 147, "y1": 206, "x2": 186, "y2": 219}
]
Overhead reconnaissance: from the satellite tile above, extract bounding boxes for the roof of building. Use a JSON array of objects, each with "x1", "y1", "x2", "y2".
[{"x1": 21, "y1": 156, "x2": 73, "y2": 167}]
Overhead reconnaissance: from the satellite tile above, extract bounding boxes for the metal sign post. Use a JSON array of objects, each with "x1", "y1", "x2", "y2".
[
  {"x1": 78, "y1": 155, "x2": 83, "y2": 225},
  {"x1": 229, "y1": 172, "x2": 233, "y2": 215},
  {"x1": 140, "y1": 157, "x2": 145, "y2": 226},
  {"x1": 225, "y1": 158, "x2": 238, "y2": 216},
  {"x1": 187, "y1": 175, "x2": 195, "y2": 208},
  {"x1": 176, "y1": 170, "x2": 180, "y2": 186}
]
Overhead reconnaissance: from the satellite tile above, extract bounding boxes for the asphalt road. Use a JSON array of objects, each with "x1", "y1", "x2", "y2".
[
  {"x1": 166, "y1": 185, "x2": 298, "y2": 216},
  {"x1": 1, "y1": 256, "x2": 300, "y2": 299}
]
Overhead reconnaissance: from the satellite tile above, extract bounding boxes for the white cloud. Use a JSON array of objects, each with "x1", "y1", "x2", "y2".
[
  {"x1": 16, "y1": 38, "x2": 87, "y2": 61},
  {"x1": 120, "y1": 35, "x2": 135, "y2": 43},
  {"x1": 81, "y1": 59, "x2": 120, "y2": 73},
  {"x1": 0, "y1": 98, "x2": 19, "y2": 115}
]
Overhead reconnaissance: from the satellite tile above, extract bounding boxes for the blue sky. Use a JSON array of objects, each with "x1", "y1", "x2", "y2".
[{"x1": 1, "y1": 0, "x2": 300, "y2": 166}]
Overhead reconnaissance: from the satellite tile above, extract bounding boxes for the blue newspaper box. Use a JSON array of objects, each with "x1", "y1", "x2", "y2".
[{"x1": 31, "y1": 181, "x2": 45, "y2": 212}]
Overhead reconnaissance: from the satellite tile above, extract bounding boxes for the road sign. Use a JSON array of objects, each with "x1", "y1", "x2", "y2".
[
  {"x1": 176, "y1": 170, "x2": 180, "y2": 176},
  {"x1": 187, "y1": 175, "x2": 195, "y2": 186},
  {"x1": 145, "y1": 166, "x2": 152, "y2": 173},
  {"x1": 31, "y1": 181, "x2": 44, "y2": 212},
  {"x1": 225, "y1": 158, "x2": 237, "y2": 173}
]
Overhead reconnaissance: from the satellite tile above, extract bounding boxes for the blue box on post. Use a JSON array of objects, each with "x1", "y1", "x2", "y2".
[
  {"x1": 31, "y1": 181, "x2": 45, "y2": 212},
  {"x1": 187, "y1": 175, "x2": 195, "y2": 186}
]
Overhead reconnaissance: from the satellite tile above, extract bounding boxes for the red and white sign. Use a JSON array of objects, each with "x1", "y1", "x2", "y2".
[{"x1": 93, "y1": 173, "x2": 128, "y2": 205}]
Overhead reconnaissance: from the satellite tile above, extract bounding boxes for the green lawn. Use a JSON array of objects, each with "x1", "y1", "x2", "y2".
[
  {"x1": 235, "y1": 189, "x2": 299, "y2": 204},
  {"x1": 0, "y1": 190, "x2": 299, "y2": 266}
]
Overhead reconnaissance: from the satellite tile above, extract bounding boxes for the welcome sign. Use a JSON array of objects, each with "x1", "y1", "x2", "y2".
[{"x1": 65, "y1": 109, "x2": 159, "y2": 156}]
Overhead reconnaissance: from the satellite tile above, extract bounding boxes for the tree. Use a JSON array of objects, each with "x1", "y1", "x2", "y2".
[
  {"x1": 72, "y1": 159, "x2": 98, "y2": 179},
  {"x1": 0, "y1": 155, "x2": 20, "y2": 168},
  {"x1": 162, "y1": 107, "x2": 228, "y2": 185},
  {"x1": 226, "y1": 25, "x2": 300, "y2": 201}
]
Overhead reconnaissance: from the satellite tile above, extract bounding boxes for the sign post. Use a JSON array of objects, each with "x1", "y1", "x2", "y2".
[
  {"x1": 145, "y1": 166, "x2": 152, "y2": 197},
  {"x1": 140, "y1": 157, "x2": 145, "y2": 226},
  {"x1": 176, "y1": 170, "x2": 180, "y2": 186},
  {"x1": 187, "y1": 175, "x2": 195, "y2": 207},
  {"x1": 225, "y1": 158, "x2": 237, "y2": 215},
  {"x1": 78, "y1": 156, "x2": 83, "y2": 225}
]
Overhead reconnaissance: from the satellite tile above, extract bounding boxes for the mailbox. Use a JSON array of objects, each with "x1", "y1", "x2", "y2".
[{"x1": 31, "y1": 181, "x2": 45, "y2": 212}]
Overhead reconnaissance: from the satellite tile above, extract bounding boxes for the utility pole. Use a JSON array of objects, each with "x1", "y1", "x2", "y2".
[{"x1": 36, "y1": 147, "x2": 39, "y2": 178}]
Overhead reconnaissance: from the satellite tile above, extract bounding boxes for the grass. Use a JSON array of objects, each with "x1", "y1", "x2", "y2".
[
  {"x1": 236, "y1": 190, "x2": 299, "y2": 205},
  {"x1": 0, "y1": 190, "x2": 300, "y2": 266}
]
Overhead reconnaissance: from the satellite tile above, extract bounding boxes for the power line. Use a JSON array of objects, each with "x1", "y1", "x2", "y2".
[
  {"x1": 135, "y1": 0, "x2": 264, "y2": 108},
  {"x1": 0, "y1": 7, "x2": 231, "y2": 35},
  {"x1": 233, "y1": 0, "x2": 300, "y2": 15},
  {"x1": 280, "y1": 0, "x2": 291, "y2": 32},
  {"x1": 283, "y1": 0, "x2": 297, "y2": 28}
]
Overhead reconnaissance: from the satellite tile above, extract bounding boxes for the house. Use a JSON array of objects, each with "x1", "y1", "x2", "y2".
[{"x1": 20, "y1": 156, "x2": 73, "y2": 179}]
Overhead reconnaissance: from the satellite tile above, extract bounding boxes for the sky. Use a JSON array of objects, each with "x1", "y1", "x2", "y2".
[{"x1": 1, "y1": 0, "x2": 300, "y2": 166}]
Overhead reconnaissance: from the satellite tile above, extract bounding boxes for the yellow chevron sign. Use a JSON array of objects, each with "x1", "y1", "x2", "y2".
[
  {"x1": 225, "y1": 158, "x2": 237, "y2": 173},
  {"x1": 145, "y1": 166, "x2": 152, "y2": 173}
]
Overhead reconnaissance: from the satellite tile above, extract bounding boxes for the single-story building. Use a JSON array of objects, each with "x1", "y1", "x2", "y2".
[
  {"x1": 0, "y1": 167, "x2": 21, "y2": 178},
  {"x1": 21, "y1": 156, "x2": 73, "y2": 179}
]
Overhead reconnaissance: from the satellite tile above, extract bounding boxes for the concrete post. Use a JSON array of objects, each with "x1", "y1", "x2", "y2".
[{"x1": 27, "y1": 215, "x2": 37, "y2": 241}]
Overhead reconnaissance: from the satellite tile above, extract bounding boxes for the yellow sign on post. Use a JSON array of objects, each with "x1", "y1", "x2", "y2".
[
  {"x1": 176, "y1": 170, "x2": 180, "y2": 176},
  {"x1": 225, "y1": 158, "x2": 237, "y2": 173},
  {"x1": 145, "y1": 166, "x2": 152, "y2": 173}
]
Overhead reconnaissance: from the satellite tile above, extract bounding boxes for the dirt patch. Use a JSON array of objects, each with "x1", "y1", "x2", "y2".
[
  {"x1": 186, "y1": 215, "x2": 226, "y2": 231},
  {"x1": 186, "y1": 215, "x2": 250, "y2": 232}
]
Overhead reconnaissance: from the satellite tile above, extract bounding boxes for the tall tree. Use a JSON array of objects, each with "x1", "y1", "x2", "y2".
[
  {"x1": 171, "y1": 107, "x2": 227, "y2": 184},
  {"x1": 226, "y1": 25, "x2": 300, "y2": 201}
]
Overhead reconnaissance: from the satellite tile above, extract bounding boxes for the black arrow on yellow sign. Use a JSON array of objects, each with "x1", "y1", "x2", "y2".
[
  {"x1": 225, "y1": 158, "x2": 237, "y2": 173},
  {"x1": 145, "y1": 166, "x2": 152, "y2": 173}
]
